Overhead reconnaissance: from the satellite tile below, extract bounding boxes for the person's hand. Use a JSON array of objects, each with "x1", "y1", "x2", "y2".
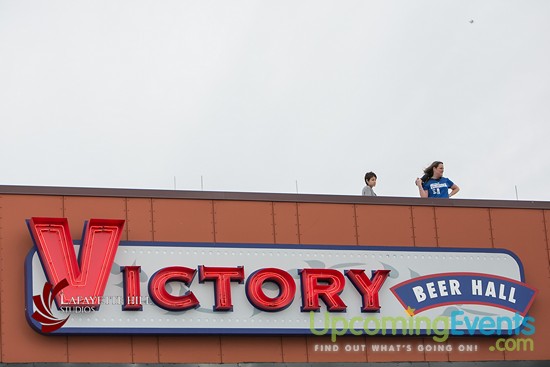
[{"x1": 415, "y1": 178, "x2": 422, "y2": 187}]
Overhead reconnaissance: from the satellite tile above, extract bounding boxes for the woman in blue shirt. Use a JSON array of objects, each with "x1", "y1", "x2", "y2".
[{"x1": 415, "y1": 161, "x2": 460, "y2": 198}]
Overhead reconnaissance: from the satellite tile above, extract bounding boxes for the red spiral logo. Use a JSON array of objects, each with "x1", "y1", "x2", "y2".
[{"x1": 32, "y1": 279, "x2": 70, "y2": 333}]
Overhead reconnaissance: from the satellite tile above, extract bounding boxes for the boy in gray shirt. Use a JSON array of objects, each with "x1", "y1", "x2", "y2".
[{"x1": 362, "y1": 172, "x2": 377, "y2": 196}]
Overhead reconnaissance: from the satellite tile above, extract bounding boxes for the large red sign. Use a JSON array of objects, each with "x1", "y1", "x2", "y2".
[{"x1": 25, "y1": 217, "x2": 536, "y2": 336}]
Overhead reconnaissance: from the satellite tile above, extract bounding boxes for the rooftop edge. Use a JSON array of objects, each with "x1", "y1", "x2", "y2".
[{"x1": 1, "y1": 184, "x2": 549, "y2": 210}]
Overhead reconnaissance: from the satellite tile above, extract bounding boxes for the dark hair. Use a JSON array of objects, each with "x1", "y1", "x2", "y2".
[
  {"x1": 421, "y1": 161, "x2": 443, "y2": 183},
  {"x1": 364, "y1": 171, "x2": 377, "y2": 184}
]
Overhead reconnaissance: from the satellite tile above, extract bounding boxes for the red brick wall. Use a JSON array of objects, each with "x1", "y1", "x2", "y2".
[{"x1": 1, "y1": 193, "x2": 548, "y2": 363}]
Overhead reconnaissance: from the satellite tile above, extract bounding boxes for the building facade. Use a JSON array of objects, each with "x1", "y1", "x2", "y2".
[{"x1": 1, "y1": 185, "x2": 549, "y2": 365}]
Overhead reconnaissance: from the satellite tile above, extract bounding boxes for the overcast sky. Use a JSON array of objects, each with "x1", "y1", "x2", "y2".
[{"x1": 1, "y1": 1, "x2": 549, "y2": 201}]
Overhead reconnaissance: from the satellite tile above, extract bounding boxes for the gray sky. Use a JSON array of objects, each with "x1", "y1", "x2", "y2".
[{"x1": 1, "y1": 1, "x2": 549, "y2": 200}]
